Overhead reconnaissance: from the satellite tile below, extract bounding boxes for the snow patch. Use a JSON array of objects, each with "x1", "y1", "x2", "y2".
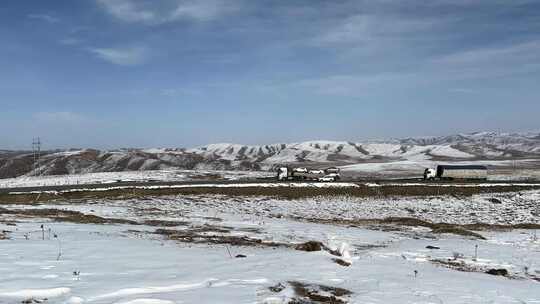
[
  {"x1": 0, "y1": 287, "x2": 70, "y2": 299},
  {"x1": 113, "y1": 299, "x2": 176, "y2": 304}
]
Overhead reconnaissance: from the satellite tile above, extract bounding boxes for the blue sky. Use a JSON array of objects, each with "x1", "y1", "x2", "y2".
[{"x1": 1, "y1": 0, "x2": 540, "y2": 149}]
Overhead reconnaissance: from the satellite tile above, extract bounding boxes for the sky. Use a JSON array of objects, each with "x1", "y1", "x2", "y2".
[{"x1": 1, "y1": 0, "x2": 540, "y2": 150}]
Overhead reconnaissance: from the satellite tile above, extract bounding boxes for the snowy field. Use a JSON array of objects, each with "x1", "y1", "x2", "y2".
[
  {"x1": 1, "y1": 158, "x2": 539, "y2": 190},
  {"x1": 1, "y1": 190, "x2": 540, "y2": 303},
  {"x1": 0, "y1": 170, "x2": 274, "y2": 189},
  {"x1": 340, "y1": 159, "x2": 540, "y2": 180}
]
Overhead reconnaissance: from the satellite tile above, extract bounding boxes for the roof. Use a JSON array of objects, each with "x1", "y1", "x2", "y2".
[{"x1": 437, "y1": 165, "x2": 488, "y2": 170}]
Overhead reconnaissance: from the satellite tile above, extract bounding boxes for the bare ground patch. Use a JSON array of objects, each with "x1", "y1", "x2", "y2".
[
  {"x1": 141, "y1": 219, "x2": 191, "y2": 227},
  {"x1": 0, "y1": 207, "x2": 234, "y2": 230},
  {"x1": 0, "y1": 208, "x2": 198, "y2": 228},
  {"x1": 0, "y1": 207, "x2": 138, "y2": 225},
  {"x1": 154, "y1": 228, "x2": 288, "y2": 248},
  {"x1": 266, "y1": 281, "x2": 352, "y2": 304},
  {"x1": 294, "y1": 241, "x2": 343, "y2": 256},
  {"x1": 430, "y1": 258, "x2": 540, "y2": 282},
  {"x1": 0, "y1": 230, "x2": 9, "y2": 240},
  {"x1": 430, "y1": 258, "x2": 487, "y2": 273},
  {"x1": 332, "y1": 258, "x2": 351, "y2": 267},
  {"x1": 2, "y1": 184, "x2": 539, "y2": 204},
  {"x1": 296, "y1": 216, "x2": 487, "y2": 239},
  {"x1": 288, "y1": 281, "x2": 353, "y2": 304},
  {"x1": 429, "y1": 258, "x2": 522, "y2": 280},
  {"x1": 295, "y1": 216, "x2": 540, "y2": 239},
  {"x1": 153, "y1": 227, "x2": 352, "y2": 264}
]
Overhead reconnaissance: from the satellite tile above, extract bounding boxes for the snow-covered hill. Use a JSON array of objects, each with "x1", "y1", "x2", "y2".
[{"x1": 1, "y1": 131, "x2": 540, "y2": 178}]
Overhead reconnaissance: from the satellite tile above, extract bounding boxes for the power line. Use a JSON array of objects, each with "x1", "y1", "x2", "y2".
[{"x1": 32, "y1": 137, "x2": 41, "y2": 176}]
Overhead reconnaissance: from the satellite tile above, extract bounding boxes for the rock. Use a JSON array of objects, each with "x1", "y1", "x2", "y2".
[
  {"x1": 268, "y1": 283, "x2": 286, "y2": 293},
  {"x1": 295, "y1": 241, "x2": 323, "y2": 252},
  {"x1": 486, "y1": 268, "x2": 508, "y2": 276},
  {"x1": 487, "y1": 198, "x2": 502, "y2": 204},
  {"x1": 332, "y1": 258, "x2": 351, "y2": 267}
]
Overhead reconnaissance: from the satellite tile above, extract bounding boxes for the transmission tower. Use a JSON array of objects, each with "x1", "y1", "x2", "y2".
[{"x1": 32, "y1": 137, "x2": 41, "y2": 176}]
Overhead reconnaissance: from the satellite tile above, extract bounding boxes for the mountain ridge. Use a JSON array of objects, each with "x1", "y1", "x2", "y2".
[{"x1": 1, "y1": 131, "x2": 539, "y2": 178}]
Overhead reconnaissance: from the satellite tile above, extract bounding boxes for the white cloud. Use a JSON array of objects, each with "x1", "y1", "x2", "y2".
[
  {"x1": 96, "y1": 0, "x2": 236, "y2": 25},
  {"x1": 88, "y1": 47, "x2": 149, "y2": 66},
  {"x1": 27, "y1": 14, "x2": 60, "y2": 23},
  {"x1": 96, "y1": 0, "x2": 156, "y2": 23},
  {"x1": 170, "y1": 1, "x2": 230, "y2": 21},
  {"x1": 315, "y1": 14, "x2": 452, "y2": 46}
]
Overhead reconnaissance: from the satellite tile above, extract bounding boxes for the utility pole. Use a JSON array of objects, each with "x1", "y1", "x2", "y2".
[{"x1": 32, "y1": 137, "x2": 41, "y2": 176}]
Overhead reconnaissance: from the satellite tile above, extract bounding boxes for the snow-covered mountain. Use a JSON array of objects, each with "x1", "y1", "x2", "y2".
[{"x1": 1, "y1": 131, "x2": 539, "y2": 178}]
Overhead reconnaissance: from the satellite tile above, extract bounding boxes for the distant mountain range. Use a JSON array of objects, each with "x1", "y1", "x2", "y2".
[{"x1": 1, "y1": 131, "x2": 539, "y2": 178}]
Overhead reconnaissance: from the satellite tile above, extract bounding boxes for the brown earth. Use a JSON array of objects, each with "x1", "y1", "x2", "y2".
[
  {"x1": 288, "y1": 281, "x2": 352, "y2": 304},
  {"x1": 0, "y1": 207, "x2": 138, "y2": 225},
  {"x1": 296, "y1": 216, "x2": 540, "y2": 239},
  {"x1": 2, "y1": 184, "x2": 539, "y2": 205},
  {"x1": 154, "y1": 228, "x2": 289, "y2": 248}
]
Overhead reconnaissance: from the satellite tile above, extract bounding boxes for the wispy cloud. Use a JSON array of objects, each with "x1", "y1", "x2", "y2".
[
  {"x1": 449, "y1": 88, "x2": 476, "y2": 94},
  {"x1": 431, "y1": 41, "x2": 540, "y2": 79},
  {"x1": 27, "y1": 14, "x2": 60, "y2": 24},
  {"x1": 170, "y1": 1, "x2": 233, "y2": 22},
  {"x1": 59, "y1": 38, "x2": 83, "y2": 46},
  {"x1": 435, "y1": 41, "x2": 540, "y2": 66},
  {"x1": 96, "y1": 0, "x2": 155, "y2": 23},
  {"x1": 314, "y1": 13, "x2": 454, "y2": 46},
  {"x1": 96, "y1": 0, "x2": 237, "y2": 25},
  {"x1": 33, "y1": 111, "x2": 86, "y2": 124},
  {"x1": 289, "y1": 73, "x2": 418, "y2": 97},
  {"x1": 88, "y1": 47, "x2": 149, "y2": 66},
  {"x1": 159, "y1": 87, "x2": 205, "y2": 98}
]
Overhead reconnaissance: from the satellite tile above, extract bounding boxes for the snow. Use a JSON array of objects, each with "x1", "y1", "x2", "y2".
[
  {"x1": 4, "y1": 133, "x2": 539, "y2": 184},
  {"x1": 362, "y1": 143, "x2": 402, "y2": 156},
  {"x1": 428, "y1": 145, "x2": 474, "y2": 158},
  {"x1": 189, "y1": 140, "x2": 481, "y2": 167},
  {"x1": 89, "y1": 279, "x2": 219, "y2": 301},
  {"x1": 340, "y1": 158, "x2": 540, "y2": 180},
  {"x1": 1, "y1": 190, "x2": 540, "y2": 303},
  {"x1": 0, "y1": 169, "x2": 274, "y2": 189},
  {"x1": 185, "y1": 134, "x2": 540, "y2": 170},
  {"x1": 114, "y1": 300, "x2": 175, "y2": 304},
  {"x1": 0, "y1": 287, "x2": 71, "y2": 299},
  {"x1": 49, "y1": 150, "x2": 86, "y2": 157}
]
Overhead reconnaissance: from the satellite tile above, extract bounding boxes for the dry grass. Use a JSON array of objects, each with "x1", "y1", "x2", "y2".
[
  {"x1": 332, "y1": 258, "x2": 351, "y2": 267},
  {"x1": 288, "y1": 281, "x2": 352, "y2": 304},
  {"x1": 142, "y1": 219, "x2": 190, "y2": 227},
  {"x1": 298, "y1": 216, "x2": 496, "y2": 239},
  {"x1": 430, "y1": 258, "x2": 485, "y2": 273},
  {"x1": 0, "y1": 207, "x2": 138, "y2": 225},
  {"x1": 431, "y1": 259, "x2": 514, "y2": 279},
  {"x1": 302, "y1": 216, "x2": 540, "y2": 239},
  {"x1": 1, "y1": 184, "x2": 539, "y2": 204},
  {"x1": 0, "y1": 230, "x2": 9, "y2": 240},
  {"x1": 154, "y1": 228, "x2": 345, "y2": 254},
  {"x1": 154, "y1": 228, "x2": 289, "y2": 248}
]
